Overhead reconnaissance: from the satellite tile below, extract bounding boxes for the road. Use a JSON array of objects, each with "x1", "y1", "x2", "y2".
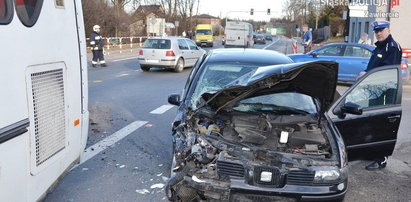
[{"x1": 44, "y1": 36, "x2": 411, "y2": 202}]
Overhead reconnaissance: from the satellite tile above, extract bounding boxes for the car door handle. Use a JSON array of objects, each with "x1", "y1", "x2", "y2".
[{"x1": 387, "y1": 115, "x2": 401, "y2": 123}]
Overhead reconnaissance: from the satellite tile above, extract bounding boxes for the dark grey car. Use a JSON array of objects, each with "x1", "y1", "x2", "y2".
[{"x1": 165, "y1": 48, "x2": 402, "y2": 201}]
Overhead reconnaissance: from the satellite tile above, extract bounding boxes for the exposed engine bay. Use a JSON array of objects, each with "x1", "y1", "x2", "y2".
[{"x1": 166, "y1": 110, "x2": 337, "y2": 201}]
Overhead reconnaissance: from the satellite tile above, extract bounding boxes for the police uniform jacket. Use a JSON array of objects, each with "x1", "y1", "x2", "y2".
[
  {"x1": 366, "y1": 34, "x2": 402, "y2": 71},
  {"x1": 90, "y1": 31, "x2": 104, "y2": 51}
]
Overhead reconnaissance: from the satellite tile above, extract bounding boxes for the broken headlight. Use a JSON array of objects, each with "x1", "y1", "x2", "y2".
[{"x1": 314, "y1": 167, "x2": 347, "y2": 183}]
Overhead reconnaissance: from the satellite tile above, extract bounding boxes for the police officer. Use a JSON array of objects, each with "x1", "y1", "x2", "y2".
[
  {"x1": 302, "y1": 25, "x2": 312, "y2": 54},
  {"x1": 359, "y1": 20, "x2": 402, "y2": 170},
  {"x1": 90, "y1": 25, "x2": 106, "y2": 67}
]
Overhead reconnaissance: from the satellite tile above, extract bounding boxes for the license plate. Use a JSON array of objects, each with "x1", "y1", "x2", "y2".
[
  {"x1": 146, "y1": 59, "x2": 159, "y2": 63},
  {"x1": 201, "y1": 43, "x2": 206, "y2": 45}
]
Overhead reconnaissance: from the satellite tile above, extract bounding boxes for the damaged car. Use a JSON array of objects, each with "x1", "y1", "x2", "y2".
[{"x1": 166, "y1": 48, "x2": 402, "y2": 201}]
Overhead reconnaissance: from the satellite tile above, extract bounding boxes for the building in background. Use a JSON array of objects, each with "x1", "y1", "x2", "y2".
[
  {"x1": 348, "y1": 0, "x2": 410, "y2": 52},
  {"x1": 129, "y1": 5, "x2": 166, "y2": 36}
]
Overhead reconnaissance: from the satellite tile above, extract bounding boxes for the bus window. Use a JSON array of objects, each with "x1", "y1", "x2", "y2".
[
  {"x1": 0, "y1": 0, "x2": 13, "y2": 24},
  {"x1": 15, "y1": 0, "x2": 44, "y2": 27}
]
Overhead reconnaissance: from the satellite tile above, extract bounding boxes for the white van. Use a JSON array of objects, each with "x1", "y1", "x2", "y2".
[{"x1": 224, "y1": 21, "x2": 254, "y2": 48}]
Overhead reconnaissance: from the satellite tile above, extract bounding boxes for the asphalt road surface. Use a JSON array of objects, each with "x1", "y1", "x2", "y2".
[{"x1": 44, "y1": 36, "x2": 411, "y2": 202}]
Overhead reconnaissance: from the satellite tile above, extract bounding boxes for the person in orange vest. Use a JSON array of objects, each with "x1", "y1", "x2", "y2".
[{"x1": 90, "y1": 25, "x2": 106, "y2": 67}]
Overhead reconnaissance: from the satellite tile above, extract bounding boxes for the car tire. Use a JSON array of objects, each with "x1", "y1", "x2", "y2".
[
  {"x1": 174, "y1": 58, "x2": 184, "y2": 73},
  {"x1": 141, "y1": 65, "x2": 150, "y2": 72}
]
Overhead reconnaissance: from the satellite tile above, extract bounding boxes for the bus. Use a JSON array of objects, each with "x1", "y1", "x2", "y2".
[
  {"x1": 224, "y1": 21, "x2": 254, "y2": 48},
  {"x1": 0, "y1": 0, "x2": 88, "y2": 201}
]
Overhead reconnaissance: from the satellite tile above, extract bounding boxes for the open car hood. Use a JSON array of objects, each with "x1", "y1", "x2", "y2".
[{"x1": 200, "y1": 61, "x2": 338, "y2": 113}]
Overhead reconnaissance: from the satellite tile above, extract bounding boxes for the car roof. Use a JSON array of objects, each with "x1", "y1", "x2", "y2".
[
  {"x1": 207, "y1": 48, "x2": 293, "y2": 64},
  {"x1": 322, "y1": 42, "x2": 374, "y2": 50},
  {"x1": 146, "y1": 37, "x2": 190, "y2": 41}
]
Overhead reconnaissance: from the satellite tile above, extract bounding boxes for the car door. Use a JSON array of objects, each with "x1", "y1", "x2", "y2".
[
  {"x1": 328, "y1": 65, "x2": 402, "y2": 160},
  {"x1": 339, "y1": 45, "x2": 372, "y2": 82},
  {"x1": 186, "y1": 39, "x2": 203, "y2": 66},
  {"x1": 177, "y1": 39, "x2": 190, "y2": 66}
]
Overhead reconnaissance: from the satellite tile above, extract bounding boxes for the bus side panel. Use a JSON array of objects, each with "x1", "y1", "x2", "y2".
[
  {"x1": 0, "y1": 0, "x2": 88, "y2": 201},
  {"x1": 0, "y1": 135, "x2": 29, "y2": 202}
]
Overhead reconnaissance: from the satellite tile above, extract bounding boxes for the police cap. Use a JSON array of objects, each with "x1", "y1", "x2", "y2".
[{"x1": 372, "y1": 20, "x2": 390, "y2": 32}]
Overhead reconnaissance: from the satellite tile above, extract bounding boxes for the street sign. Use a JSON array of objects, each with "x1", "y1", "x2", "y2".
[{"x1": 296, "y1": 28, "x2": 300, "y2": 33}]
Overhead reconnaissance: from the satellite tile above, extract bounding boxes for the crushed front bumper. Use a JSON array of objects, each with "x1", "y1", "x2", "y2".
[{"x1": 180, "y1": 175, "x2": 347, "y2": 201}]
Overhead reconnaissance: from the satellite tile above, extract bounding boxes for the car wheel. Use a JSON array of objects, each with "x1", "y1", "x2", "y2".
[
  {"x1": 141, "y1": 65, "x2": 150, "y2": 72},
  {"x1": 174, "y1": 58, "x2": 184, "y2": 73}
]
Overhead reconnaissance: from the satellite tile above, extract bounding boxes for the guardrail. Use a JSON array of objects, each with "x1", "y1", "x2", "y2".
[{"x1": 86, "y1": 36, "x2": 150, "y2": 55}]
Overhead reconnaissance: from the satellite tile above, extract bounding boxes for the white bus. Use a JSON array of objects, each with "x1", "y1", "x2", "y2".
[
  {"x1": 0, "y1": 0, "x2": 88, "y2": 201},
  {"x1": 224, "y1": 21, "x2": 254, "y2": 48}
]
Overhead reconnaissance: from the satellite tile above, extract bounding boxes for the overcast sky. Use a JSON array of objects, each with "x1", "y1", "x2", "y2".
[{"x1": 197, "y1": 0, "x2": 286, "y2": 21}]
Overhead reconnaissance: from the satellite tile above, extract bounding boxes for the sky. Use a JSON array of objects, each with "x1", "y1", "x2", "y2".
[{"x1": 197, "y1": 0, "x2": 286, "y2": 21}]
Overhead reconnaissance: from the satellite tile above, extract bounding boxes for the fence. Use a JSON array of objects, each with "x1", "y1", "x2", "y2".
[{"x1": 86, "y1": 36, "x2": 150, "y2": 55}]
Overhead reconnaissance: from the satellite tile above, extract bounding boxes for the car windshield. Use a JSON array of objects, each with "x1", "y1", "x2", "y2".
[
  {"x1": 233, "y1": 93, "x2": 317, "y2": 114},
  {"x1": 190, "y1": 62, "x2": 266, "y2": 109},
  {"x1": 142, "y1": 39, "x2": 171, "y2": 49},
  {"x1": 196, "y1": 29, "x2": 212, "y2": 35}
]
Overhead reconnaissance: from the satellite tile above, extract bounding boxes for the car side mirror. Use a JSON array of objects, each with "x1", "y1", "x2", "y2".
[
  {"x1": 168, "y1": 94, "x2": 181, "y2": 106},
  {"x1": 341, "y1": 102, "x2": 363, "y2": 116},
  {"x1": 310, "y1": 51, "x2": 318, "y2": 57}
]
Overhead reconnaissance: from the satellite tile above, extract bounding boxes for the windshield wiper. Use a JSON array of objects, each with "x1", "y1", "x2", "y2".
[{"x1": 236, "y1": 103, "x2": 310, "y2": 115}]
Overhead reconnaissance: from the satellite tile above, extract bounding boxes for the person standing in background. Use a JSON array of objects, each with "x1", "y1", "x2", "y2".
[
  {"x1": 90, "y1": 25, "x2": 106, "y2": 67},
  {"x1": 302, "y1": 25, "x2": 312, "y2": 54},
  {"x1": 358, "y1": 33, "x2": 372, "y2": 46}
]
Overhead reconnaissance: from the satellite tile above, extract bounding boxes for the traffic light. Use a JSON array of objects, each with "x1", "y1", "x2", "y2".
[
  {"x1": 267, "y1": 9, "x2": 271, "y2": 15},
  {"x1": 250, "y1": 8, "x2": 254, "y2": 15}
]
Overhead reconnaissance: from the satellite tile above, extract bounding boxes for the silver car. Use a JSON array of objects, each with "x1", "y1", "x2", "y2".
[{"x1": 138, "y1": 37, "x2": 206, "y2": 72}]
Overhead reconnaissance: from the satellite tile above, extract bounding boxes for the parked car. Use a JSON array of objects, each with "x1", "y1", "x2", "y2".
[
  {"x1": 166, "y1": 48, "x2": 402, "y2": 201},
  {"x1": 288, "y1": 43, "x2": 410, "y2": 84},
  {"x1": 264, "y1": 33, "x2": 273, "y2": 41},
  {"x1": 253, "y1": 34, "x2": 266, "y2": 44},
  {"x1": 138, "y1": 37, "x2": 206, "y2": 72}
]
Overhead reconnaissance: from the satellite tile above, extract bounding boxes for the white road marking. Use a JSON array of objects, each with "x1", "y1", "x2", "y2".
[
  {"x1": 92, "y1": 80, "x2": 103, "y2": 83},
  {"x1": 150, "y1": 105, "x2": 174, "y2": 114},
  {"x1": 112, "y1": 57, "x2": 136, "y2": 62},
  {"x1": 116, "y1": 73, "x2": 129, "y2": 77},
  {"x1": 263, "y1": 37, "x2": 281, "y2": 50},
  {"x1": 80, "y1": 120, "x2": 147, "y2": 164}
]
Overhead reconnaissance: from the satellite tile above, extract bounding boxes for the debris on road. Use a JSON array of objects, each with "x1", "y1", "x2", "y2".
[
  {"x1": 135, "y1": 189, "x2": 150, "y2": 194},
  {"x1": 150, "y1": 183, "x2": 165, "y2": 189}
]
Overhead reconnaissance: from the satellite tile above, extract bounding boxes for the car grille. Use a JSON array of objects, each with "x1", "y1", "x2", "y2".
[
  {"x1": 254, "y1": 166, "x2": 282, "y2": 187},
  {"x1": 216, "y1": 161, "x2": 245, "y2": 178},
  {"x1": 286, "y1": 170, "x2": 315, "y2": 186}
]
